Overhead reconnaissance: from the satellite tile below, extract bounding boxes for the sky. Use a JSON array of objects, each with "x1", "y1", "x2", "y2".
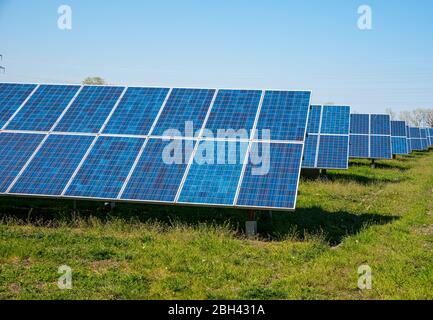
[{"x1": 0, "y1": 0, "x2": 432, "y2": 113}]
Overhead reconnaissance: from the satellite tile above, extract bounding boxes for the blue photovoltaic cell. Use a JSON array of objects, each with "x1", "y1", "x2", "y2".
[
  {"x1": 409, "y1": 127, "x2": 421, "y2": 138},
  {"x1": 55, "y1": 86, "x2": 124, "y2": 133},
  {"x1": 350, "y1": 135, "x2": 369, "y2": 158},
  {"x1": 428, "y1": 128, "x2": 433, "y2": 147},
  {"x1": 103, "y1": 87, "x2": 169, "y2": 135},
  {"x1": 302, "y1": 134, "x2": 318, "y2": 168},
  {"x1": 370, "y1": 135, "x2": 392, "y2": 159},
  {"x1": 179, "y1": 140, "x2": 249, "y2": 205},
  {"x1": 255, "y1": 91, "x2": 311, "y2": 141},
  {"x1": 391, "y1": 121, "x2": 407, "y2": 137},
  {"x1": 205, "y1": 90, "x2": 261, "y2": 135},
  {"x1": 0, "y1": 133, "x2": 44, "y2": 193},
  {"x1": 420, "y1": 129, "x2": 428, "y2": 150},
  {"x1": 317, "y1": 135, "x2": 349, "y2": 169},
  {"x1": 392, "y1": 137, "x2": 409, "y2": 155},
  {"x1": 370, "y1": 114, "x2": 391, "y2": 135},
  {"x1": 10, "y1": 135, "x2": 94, "y2": 195},
  {"x1": 152, "y1": 88, "x2": 215, "y2": 136},
  {"x1": 65, "y1": 137, "x2": 143, "y2": 199},
  {"x1": 350, "y1": 114, "x2": 369, "y2": 134},
  {"x1": 6, "y1": 85, "x2": 80, "y2": 131},
  {"x1": 406, "y1": 126, "x2": 412, "y2": 153},
  {"x1": 0, "y1": 83, "x2": 36, "y2": 128},
  {"x1": 237, "y1": 143, "x2": 303, "y2": 209},
  {"x1": 306, "y1": 105, "x2": 321, "y2": 134},
  {"x1": 320, "y1": 106, "x2": 350, "y2": 135},
  {"x1": 121, "y1": 138, "x2": 194, "y2": 202}
]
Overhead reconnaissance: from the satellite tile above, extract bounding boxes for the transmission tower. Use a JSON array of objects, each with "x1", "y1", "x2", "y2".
[{"x1": 0, "y1": 54, "x2": 5, "y2": 73}]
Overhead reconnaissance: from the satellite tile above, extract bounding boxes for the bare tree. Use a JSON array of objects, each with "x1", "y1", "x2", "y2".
[{"x1": 82, "y1": 77, "x2": 107, "y2": 85}]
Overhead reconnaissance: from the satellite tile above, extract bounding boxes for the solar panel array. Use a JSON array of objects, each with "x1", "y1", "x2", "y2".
[
  {"x1": 0, "y1": 83, "x2": 311, "y2": 211},
  {"x1": 349, "y1": 114, "x2": 392, "y2": 159},
  {"x1": 303, "y1": 105, "x2": 351, "y2": 169},
  {"x1": 408, "y1": 127, "x2": 423, "y2": 151},
  {"x1": 391, "y1": 121, "x2": 409, "y2": 155}
]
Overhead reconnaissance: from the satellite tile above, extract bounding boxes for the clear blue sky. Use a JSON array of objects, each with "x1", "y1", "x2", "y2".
[{"x1": 1, "y1": 0, "x2": 432, "y2": 113}]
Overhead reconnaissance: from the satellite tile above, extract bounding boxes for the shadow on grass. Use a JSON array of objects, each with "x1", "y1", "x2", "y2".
[
  {"x1": 0, "y1": 197, "x2": 398, "y2": 246},
  {"x1": 320, "y1": 172, "x2": 408, "y2": 185}
]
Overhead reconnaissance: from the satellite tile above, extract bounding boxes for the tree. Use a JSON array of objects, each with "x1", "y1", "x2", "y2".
[
  {"x1": 82, "y1": 77, "x2": 106, "y2": 85},
  {"x1": 385, "y1": 108, "x2": 397, "y2": 120}
]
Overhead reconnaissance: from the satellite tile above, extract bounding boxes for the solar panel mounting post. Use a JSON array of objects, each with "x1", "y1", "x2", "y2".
[
  {"x1": 246, "y1": 210, "x2": 257, "y2": 238},
  {"x1": 370, "y1": 159, "x2": 376, "y2": 169}
]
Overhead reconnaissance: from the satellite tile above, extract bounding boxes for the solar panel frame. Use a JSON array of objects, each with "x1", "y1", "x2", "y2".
[
  {"x1": 303, "y1": 105, "x2": 351, "y2": 170},
  {"x1": 391, "y1": 121, "x2": 409, "y2": 155},
  {"x1": 350, "y1": 113, "x2": 392, "y2": 159},
  {"x1": 0, "y1": 82, "x2": 312, "y2": 212}
]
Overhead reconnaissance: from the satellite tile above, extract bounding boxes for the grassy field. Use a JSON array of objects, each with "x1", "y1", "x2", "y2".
[{"x1": 1, "y1": 151, "x2": 433, "y2": 300}]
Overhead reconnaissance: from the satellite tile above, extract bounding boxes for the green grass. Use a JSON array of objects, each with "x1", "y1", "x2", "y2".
[{"x1": 1, "y1": 151, "x2": 433, "y2": 300}]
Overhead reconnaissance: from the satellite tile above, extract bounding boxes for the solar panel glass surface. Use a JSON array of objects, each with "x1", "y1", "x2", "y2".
[{"x1": 0, "y1": 83, "x2": 36, "y2": 128}]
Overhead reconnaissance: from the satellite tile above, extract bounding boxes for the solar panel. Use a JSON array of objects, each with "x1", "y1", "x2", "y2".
[
  {"x1": 255, "y1": 91, "x2": 311, "y2": 141},
  {"x1": 236, "y1": 143, "x2": 304, "y2": 210},
  {"x1": 0, "y1": 83, "x2": 37, "y2": 129},
  {"x1": 0, "y1": 133, "x2": 45, "y2": 192},
  {"x1": 391, "y1": 121, "x2": 409, "y2": 155},
  {"x1": 409, "y1": 127, "x2": 423, "y2": 151},
  {"x1": 5, "y1": 85, "x2": 81, "y2": 132},
  {"x1": 205, "y1": 90, "x2": 262, "y2": 136},
  {"x1": 420, "y1": 128, "x2": 429, "y2": 150},
  {"x1": 303, "y1": 105, "x2": 350, "y2": 169},
  {"x1": 103, "y1": 87, "x2": 170, "y2": 135},
  {"x1": 10, "y1": 135, "x2": 94, "y2": 195},
  {"x1": 350, "y1": 114, "x2": 392, "y2": 159},
  {"x1": 120, "y1": 138, "x2": 194, "y2": 202},
  {"x1": 0, "y1": 83, "x2": 311, "y2": 211},
  {"x1": 178, "y1": 140, "x2": 249, "y2": 205},
  {"x1": 64, "y1": 136, "x2": 144, "y2": 199},
  {"x1": 406, "y1": 126, "x2": 412, "y2": 153},
  {"x1": 428, "y1": 128, "x2": 433, "y2": 147},
  {"x1": 151, "y1": 88, "x2": 216, "y2": 137},
  {"x1": 54, "y1": 86, "x2": 125, "y2": 133}
]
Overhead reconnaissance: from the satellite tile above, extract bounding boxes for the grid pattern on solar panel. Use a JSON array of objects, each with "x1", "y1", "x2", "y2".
[
  {"x1": 255, "y1": 91, "x2": 311, "y2": 141},
  {"x1": 406, "y1": 126, "x2": 412, "y2": 152},
  {"x1": 350, "y1": 135, "x2": 369, "y2": 158},
  {"x1": 0, "y1": 133, "x2": 44, "y2": 193},
  {"x1": 320, "y1": 106, "x2": 350, "y2": 134},
  {"x1": 350, "y1": 114, "x2": 369, "y2": 134},
  {"x1": 371, "y1": 115, "x2": 391, "y2": 135},
  {"x1": 306, "y1": 106, "x2": 321, "y2": 134},
  {"x1": 317, "y1": 135, "x2": 349, "y2": 168},
  {"x1": 65, "y1": 137, "x2": 143, "y2": 198},
  {"x1": 392, "y1": 137, "x2": 408, "y2": 155},
  {"x1": 6, "y1": 85, "x2": 80, "y2": 131},
  {"x1": 54, "y1": 86, "x2": 124, "y2": 133},
  {"x1": 151, "y1": 89, "x2": 215, "y2": 137},
  {"x1": 205, "y1": 90, "x2": 261, "y2": 135},
  {"x1": 428, "y1": 128, "x2": 433, "y2": 147},
  {"x1": 10, "y1": 135, "x2": 94, "y2": 195},
  {"x1": 178, "y1": 140, "x2": 249, "y2": 205},
  {"x1": 391, "y1": 121, "x2": 407, "y2": 137},
  {"x1": 302, "y1": 134, "x2": 318, "y2": 168},
  {"x1": 420, "y1": 129, "x2": 428, "y2": 150},
  {"x1": 409, "y1": 127, "x2": 423, "y2": 151},
  {"x1": 0, "y1": 83, "x2": 36, "y2": 128},
  {"x1": 370, "y1": 135, "x2": 392, "y2": 159},
  {"x1": 236, "y1": 143, "x2": 303, "y2": 209},
  {"x1": 103, "y1": 87, "x2": 169, "y2": 135},
  {"x1": 121, "y1": 138, "x2": 194, "y2": 202}
]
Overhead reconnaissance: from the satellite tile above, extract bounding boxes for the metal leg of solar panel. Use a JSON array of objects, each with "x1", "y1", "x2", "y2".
[
  {"x1": 370, "y1": 159, "x2": 376, "y2": 169},
  {"x1": 245, "y1": 210, "x2": 257, "y2": 238}
]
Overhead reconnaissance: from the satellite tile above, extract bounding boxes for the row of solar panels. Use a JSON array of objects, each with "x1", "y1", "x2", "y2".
[
  {"x1": 0, "y1": 83, "x2": 431, "y2": 211},
  {"x1": 0, "y1": 83, "x2": 310, "y2": 211},
  {"x1": 303, "y1": 107, "x2": 433, "y2": 170}
]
